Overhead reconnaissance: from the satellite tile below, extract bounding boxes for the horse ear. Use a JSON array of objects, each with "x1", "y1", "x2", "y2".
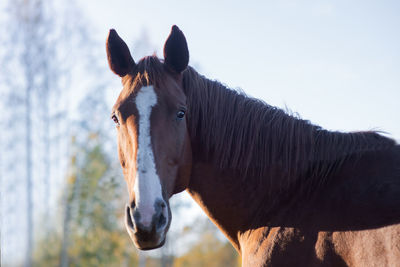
[
  {"x1": 106, "y1": 29, "x2": 135, "y2": 77},
  {"x1": 163, "y1": 25, "x2": 189, "y2": 73}
]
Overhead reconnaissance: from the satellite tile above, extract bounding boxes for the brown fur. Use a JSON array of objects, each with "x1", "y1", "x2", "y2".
[{"x1": 108, "y1": 27, "x2": 400, "y2": 266}]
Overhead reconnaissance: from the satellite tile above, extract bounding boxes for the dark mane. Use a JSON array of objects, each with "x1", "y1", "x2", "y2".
[
  {"x1": 135, "y1": 56, "x2": 397, "y2": 192},
  {"x1": 182, "y1": 66, "x2": 397, "y2": 190}
]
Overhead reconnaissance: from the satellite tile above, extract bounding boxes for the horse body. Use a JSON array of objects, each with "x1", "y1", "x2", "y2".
[
  {"x1": 106, "y1": 25, "x2": 400, "y2": 266},
  {"x1": 240, "y1": 225, "x2": 400, "y2": 266},
  {"x1": 187, "y1": 148, "x2": 400, "y2": 266}
]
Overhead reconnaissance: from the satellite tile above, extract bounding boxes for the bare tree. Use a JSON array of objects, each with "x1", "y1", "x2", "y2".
[
  {"x1": 5, "y1": 1, "x2": 47, "y2": 265},
  {"x1": 1, "y1": 0, "x2": 101, "y2": 265}
]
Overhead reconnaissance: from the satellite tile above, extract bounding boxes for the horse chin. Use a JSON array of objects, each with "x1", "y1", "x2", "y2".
[
  {"x1": 135, "y1": 237, "x2": 166, "y2": 251},
  {"x1": 132, "y1": 235, "x2": 166, "y2": 250},
  {"x1": 126, "y1": 222, "x2": 168, "y2": 251}
]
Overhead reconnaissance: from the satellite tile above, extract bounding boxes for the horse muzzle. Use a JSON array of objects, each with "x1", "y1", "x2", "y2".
[{"x1": 125, "y1": 200, "x2": 170, "y2": 250}]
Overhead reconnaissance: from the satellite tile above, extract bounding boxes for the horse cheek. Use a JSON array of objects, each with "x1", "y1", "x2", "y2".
[{"x1": 173, "y1": 135, "x2": 192, "y2": 195}]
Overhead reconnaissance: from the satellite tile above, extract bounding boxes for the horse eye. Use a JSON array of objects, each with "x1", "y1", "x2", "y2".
[
  {"x1": 176, "y1": 110, "x2": 186, "y2": 120},
  {"x1": 111, "y1": 114, "x2": 120, "y2": 125}
]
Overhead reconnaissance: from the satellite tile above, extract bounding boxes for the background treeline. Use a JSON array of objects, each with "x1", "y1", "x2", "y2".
[{"x1": 0, "y1": 0, "x2": 239, "y2": 266}]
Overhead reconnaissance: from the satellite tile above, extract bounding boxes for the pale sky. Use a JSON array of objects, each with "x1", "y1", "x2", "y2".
[
  {"x1": 1, "y1": 1, "x2": 399, "y2": 262},
  {"x1": 85, "y1": 1, "x2": 400, "y2": 240},
  {"x1": 84, "y1": 0, "x2": 400, "y2": 140}
]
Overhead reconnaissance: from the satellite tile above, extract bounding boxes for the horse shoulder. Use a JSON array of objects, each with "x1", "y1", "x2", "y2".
[
  {"x1": 332, "y1": 225, "x2": 400, "y2": 267},
  {"x1": 240, "y1": 227, "x2": 346, "y2": 267},
  {"x1": 240, "y1": 225, "x2": 400, "y2": 267}
]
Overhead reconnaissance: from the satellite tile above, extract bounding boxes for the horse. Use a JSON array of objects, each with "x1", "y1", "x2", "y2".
[{"x1": 106, "y1": 25, "x2": 400, "y2": 266}]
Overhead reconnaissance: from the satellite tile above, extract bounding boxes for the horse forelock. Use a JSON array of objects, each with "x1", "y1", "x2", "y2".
[{"x1": 120, "y1": 56, "x2": 166, "y2": 96}]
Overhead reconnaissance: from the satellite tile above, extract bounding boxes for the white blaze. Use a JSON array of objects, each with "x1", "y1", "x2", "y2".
[{"x1": 134, "y1": 85, "x2": 163, "y2": 227}]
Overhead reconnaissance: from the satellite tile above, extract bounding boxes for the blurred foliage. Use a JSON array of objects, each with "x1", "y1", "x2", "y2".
[
  {"x1": 174, "y1": 235, "x2": 239, "y2": 267},
  {"x1": 173, "y1": 219, "x2": 240, "y2": 267},
  {"x1": 32, "y1": 134, "x2": 239, "y2": 266},
  {"x1": 33, "y1": 134, "x2": 138, "y2": 266},
  {"x1": 32, "y1": 232, "x2": 62, "y2": 267}
]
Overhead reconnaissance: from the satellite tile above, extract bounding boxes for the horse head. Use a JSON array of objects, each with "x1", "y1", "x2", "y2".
[{"x1": 106, "y1": 26, "x2": 192, "y2": 250}]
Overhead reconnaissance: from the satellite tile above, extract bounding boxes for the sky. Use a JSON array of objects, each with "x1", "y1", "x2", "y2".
[
  {"x1": 0, "y1": 0, "x2": 399, "y2": 262},
  {"x1": 82, "y1": 1, "x2": 400, "y2": 242},
  {"x1": 83, "y1": 0, "x2": 400, "y2": 140}
]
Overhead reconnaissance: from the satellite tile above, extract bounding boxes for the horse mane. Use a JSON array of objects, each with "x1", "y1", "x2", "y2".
[
  {"x1": 134, "y1": 56, "x2": 397, "y2": 193},
  {"x1": 182, "y1": 66, "x2": 397, "y2": 191}
]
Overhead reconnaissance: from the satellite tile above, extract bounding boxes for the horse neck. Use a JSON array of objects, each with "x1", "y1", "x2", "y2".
[
  {"x1": 183, "y1": 69, "x2": 293, "y2": 251},
  {"x1": 182, "y1": 67, "x2": 399, "y2": 252},
  {"x1": 186, "y1": 161, "x2": 272, "y2": 253},
  {"x1": 183, "y1": 67, "x2": 396, "y2": 189},
  {"x1": 182, "y1": 67, "x2": 308, "y2": 194}
]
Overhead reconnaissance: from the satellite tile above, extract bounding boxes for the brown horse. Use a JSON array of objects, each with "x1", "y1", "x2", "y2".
[{"x1": 106, "y1": 26, "x2": 400, "y2": 266}]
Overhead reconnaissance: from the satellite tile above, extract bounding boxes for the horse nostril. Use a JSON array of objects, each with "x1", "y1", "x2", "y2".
[
  {"x1": 157, "y1": 213, "x2": 166, "y2": 229},
  {"x1": 130, "y1": 200, "x2": 136, "y2": 209},
  {"x1": 155, "y1": 199, "x2": 166, "y2": 211},
  {"x1": 126, "y1": 204, "x2": 134, "y2": 229},
  {"x1": 154, "y1": 199, "x2": 167, "y2": 230}
]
